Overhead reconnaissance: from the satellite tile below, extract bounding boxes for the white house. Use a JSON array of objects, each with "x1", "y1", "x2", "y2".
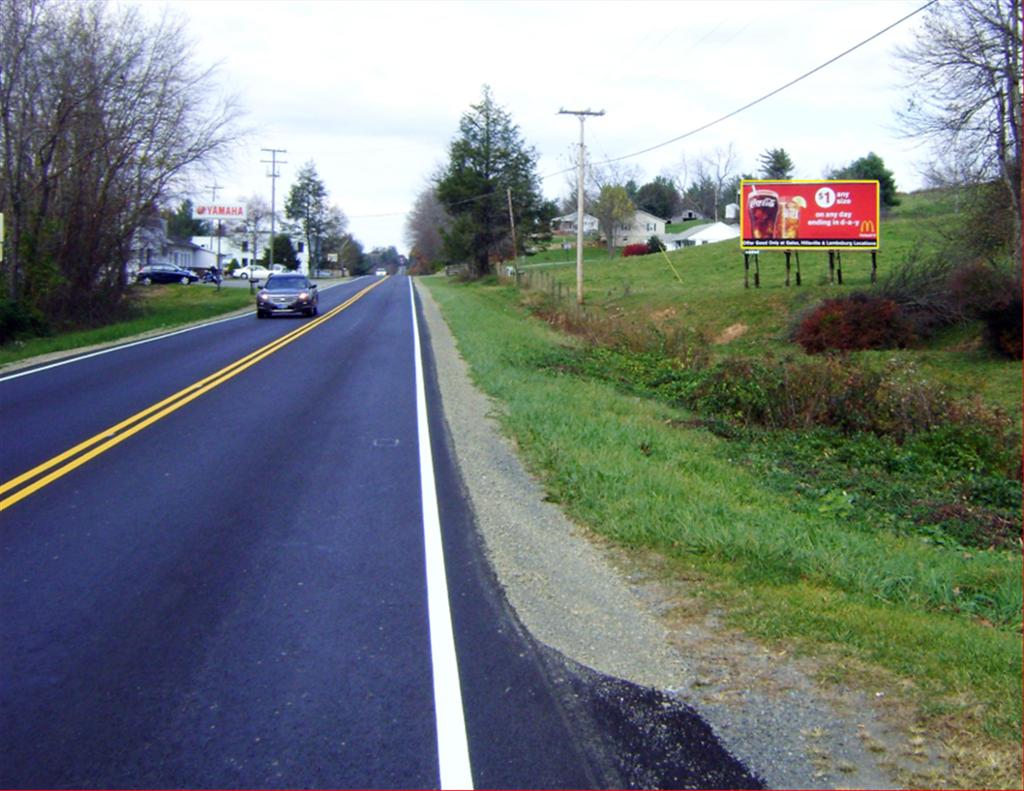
[
  {"x1": 130, "y1": 217, "x2": 216, "y2": 274},
  {"x1": 552, "y1": 212, "x2": 599, "y2": 235},
  {"x1": 613, "y1": 210, "x2": 667, "y2": 246},
  {"x1": 665, "y1": 221, "x2": 740, "y2": 249}
]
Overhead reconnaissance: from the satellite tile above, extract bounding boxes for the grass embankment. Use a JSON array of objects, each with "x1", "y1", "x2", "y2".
[
  {"x1": 0, "y1": 285, "x2": 253, "y2": 367},
  {"x1": 423, "y1": 190, "x2": 1021, "y2": 788}
]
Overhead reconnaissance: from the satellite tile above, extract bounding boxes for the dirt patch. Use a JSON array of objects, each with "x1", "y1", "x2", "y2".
[
  {"x1": 713, "y1": 322, "x2": 748, "y2": 344},
  {"x1": 649, "y1": 307, "x2": 678, "y2": 325}
]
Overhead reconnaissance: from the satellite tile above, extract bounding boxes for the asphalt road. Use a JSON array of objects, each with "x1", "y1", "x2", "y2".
[{"x1": 0, "y1": 276, "x2": 761, "y2": 789}]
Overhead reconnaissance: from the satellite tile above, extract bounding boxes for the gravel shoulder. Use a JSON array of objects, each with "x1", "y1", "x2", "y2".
[{"x1": 415, "y1": 280, "x2": 942, "y2": 790}]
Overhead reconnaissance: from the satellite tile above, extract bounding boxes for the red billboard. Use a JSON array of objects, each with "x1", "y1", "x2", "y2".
[{"x1": 740, "y1": 180, "x2": 879, "y2": 250}]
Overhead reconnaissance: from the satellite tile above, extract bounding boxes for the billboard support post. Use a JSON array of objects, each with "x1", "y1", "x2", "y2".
[
  {"x1": 837, "y1": 252, "x2": 843, "y2": 285},
  {"x1": 871, "y1": 251, "x2": 877, "y2": 283},
  {"x1": 784, "y1": 251, "x2": 791, "y2": 287},
  {"x1": 744, "y1": 252, "x2": 749, "y2": 289},
  {"x1": 795, "y1": 252, "x2": 802, "y2": 286}
]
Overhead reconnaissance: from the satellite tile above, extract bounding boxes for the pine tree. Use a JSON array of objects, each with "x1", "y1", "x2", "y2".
[
  {"x1": 757, "y1": 148, "x2": 795, "y2": 180},
  {"x1": 435, "y1": 86, "x2": 548, "y2": 277}
]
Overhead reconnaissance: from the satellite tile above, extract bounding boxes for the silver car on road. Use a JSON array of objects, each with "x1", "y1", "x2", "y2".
[{"x1": 256, "y1": 274, "x2": 319, "y2": 318}]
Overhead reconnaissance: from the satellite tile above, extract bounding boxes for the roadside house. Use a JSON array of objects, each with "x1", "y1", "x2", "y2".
[
  {"x1": 551, "y1": 212, "x2": 599, "y2": 235},
  {"x1": 613, "y1": 210, "x2": 667, "y2": 246},
  {"x1": 663, "y1": 221, "x2": 740, "y2": 248},
  {"x1": 130, "y1": 217, "x2": 215, "y2": 275}
]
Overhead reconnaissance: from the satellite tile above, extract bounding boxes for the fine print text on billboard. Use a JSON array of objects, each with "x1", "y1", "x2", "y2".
[{"x1": 741, "y1": 180, "x2": 879, "y2": 250}]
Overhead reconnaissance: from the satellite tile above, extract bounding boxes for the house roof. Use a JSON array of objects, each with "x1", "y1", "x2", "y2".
[{"x1": 553, "y1": 212, "x2": 598, "y2": 223}]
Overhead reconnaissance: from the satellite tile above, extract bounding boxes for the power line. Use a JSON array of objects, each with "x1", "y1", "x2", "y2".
[
  {"x1": 542, "y1": 0, "x2": 938, "y2": 179},
  {"x1": 350, "y1": 0, "x2": 938, "y2": 222}
]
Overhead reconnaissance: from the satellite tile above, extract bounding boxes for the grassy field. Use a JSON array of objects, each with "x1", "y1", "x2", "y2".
[
  {"x1": 0, "y1": 284, "x2": 254, "y2": 367},
  {"x1": 424, "y1": 190, "x2": 1021, "y2": 787}
]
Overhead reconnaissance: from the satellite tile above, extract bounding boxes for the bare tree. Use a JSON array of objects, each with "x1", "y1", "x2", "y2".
[
  {"x1": 403, "y1": 185, "x2": 450, "y2": 267},
  {"x1": 0, "y1": 0, "x2": 241, "y2": 325},
  {"x1": 703, "y1": 143, "x2": 739, "y2": 221},
  {"x1": 897, "y1": 0, "x2": 1022, "y2": 258},
  {"x1": 233, "y1": 194, "x2": 271, "y2": 266}
]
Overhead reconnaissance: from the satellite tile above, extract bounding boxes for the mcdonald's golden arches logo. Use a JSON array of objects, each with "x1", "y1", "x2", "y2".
[{"x1": 860, "y1": 219, "x2": 876, "y2": 234}]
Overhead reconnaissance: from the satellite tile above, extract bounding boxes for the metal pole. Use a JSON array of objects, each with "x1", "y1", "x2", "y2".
[
  {"x1": 559, "y1": 108, "x2": 604, "y2": 305},
  {"x1": 204, "y1": 182, "x2": 223, "y2": 291}
]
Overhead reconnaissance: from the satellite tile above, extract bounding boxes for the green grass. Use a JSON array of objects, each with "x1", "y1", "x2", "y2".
[
  {"x1": 421, "y1": 192, "x2": 1022, "y2": 784},
  {"x1": 517, "y1": 193, "x2": 1021, "y2": 416},
  {"x1": 0, "y1": 284, "x2": 253, "y2": 366},
  {"x1": 522, "y1": 243, "x2": 620, "y2": 266},
  {"x1": 665, "y1": 218, "x2": 709, "y2": 233},
  {"x1": 423, "y1": 276, "x2": 1020, "y2": 746}
]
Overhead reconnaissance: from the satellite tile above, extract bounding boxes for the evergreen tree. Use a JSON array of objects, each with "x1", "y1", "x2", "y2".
[
  {"x1": 435, "y1": 86, "x2": 546, "y2": 277},
  {"x1": 164, "y1": 200, "x2": 210, "y2": 239},
  {"x1": 757, "y1": 148, "x2": 795, "y2": 179},
  {"x1": 285, "y1": 161, "x2": 340, "y2": 274},
  {"x1": 634, "y1": 176, "x2": 682, "y2": 220},
  {"x1": 830, "y1": 152, "x2": 901, "y2": 207},
  {"x1": 259, "y1": 234, "x2": 298, "y2": 269}
]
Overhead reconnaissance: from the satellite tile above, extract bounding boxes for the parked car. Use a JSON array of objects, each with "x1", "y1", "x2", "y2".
[
  {"x1": 374, "y1": 268, "x2": 387, "y2": 276},
  {"x1": 232, "y1": 264, "x2": 271, "y2": 280},
  {"x1": 136, "y1": 264, "x2": 199, "y2": 285},
  {"x1": 256, "y1": 274, "x2": 319, "y2": 318}
]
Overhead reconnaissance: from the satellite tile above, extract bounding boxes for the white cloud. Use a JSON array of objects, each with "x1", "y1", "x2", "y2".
[{"x1": 141, "y1": 0, "x2": 930, "y2": 250}]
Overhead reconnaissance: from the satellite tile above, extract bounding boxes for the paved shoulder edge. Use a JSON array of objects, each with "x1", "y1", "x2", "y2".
[{"x1": 412, "y1": 278, "x2": 688, "y2": 691}]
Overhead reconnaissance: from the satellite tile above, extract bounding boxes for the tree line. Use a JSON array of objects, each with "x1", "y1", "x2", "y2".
[{"x1": 0, "y1": 0, "x2": 239, "y2": 335}]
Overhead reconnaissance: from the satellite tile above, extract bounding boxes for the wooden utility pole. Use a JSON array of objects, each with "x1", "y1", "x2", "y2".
[
  {"x1": 559, "y1": 108, "x2": 604, "y2": 305},
  {"x1": 506, "y1": 188, "x2": 518, "y2": 278},
  {"x1": 260, "y1": 148, "x2": 287, "y2": 279}
]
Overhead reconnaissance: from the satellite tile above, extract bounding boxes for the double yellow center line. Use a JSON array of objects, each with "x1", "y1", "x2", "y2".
[{"x1": 1, "y1": 277, "x2": 386, "y2": 511}]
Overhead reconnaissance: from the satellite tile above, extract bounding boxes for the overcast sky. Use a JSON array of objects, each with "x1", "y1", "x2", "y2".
[{"x1": 136, "y1": 0, "x2": 934, "y2": 251}]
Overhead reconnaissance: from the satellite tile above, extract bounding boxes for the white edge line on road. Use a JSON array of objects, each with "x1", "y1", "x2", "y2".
[
  {"x1": 409, "y1": 277, "x2": 474, "y2": 790},
  {"x1": 0, "y1": 280, "x2": 357, "y2": 383}
]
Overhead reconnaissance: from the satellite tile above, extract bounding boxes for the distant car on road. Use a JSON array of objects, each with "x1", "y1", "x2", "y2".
[
  {"x1": 256, "y1": 274, "x2": 319, "y2": 318},
  {"x1": 374, "y1": 268, "x2": 387, "y2": 276},
  {"x1": 135, "y1": 264, "x2": 199, "y2": 285},
  {"x1": 232, "y1": 264, "x2": 271, "y2": 281}
]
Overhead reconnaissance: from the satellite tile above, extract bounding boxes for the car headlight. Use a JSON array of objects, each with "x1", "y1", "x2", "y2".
[
  {"x1": 258, "y1": 292, "x2": 270, "y2": 301},
  {"x1": 298, "y1": 291, "x2": 309, "y2": 301}
]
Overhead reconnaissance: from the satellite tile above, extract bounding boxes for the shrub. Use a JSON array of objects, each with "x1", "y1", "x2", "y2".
[
  {"x1": 0, "y1": 298, "x2": 49, "y2": 344},
  {"x1": 646, "y1": 235, "x2": 665, "y2": 253},
  {"x1": 622, "y1": 243, "x2": 650, "y2": 258},
  {"x1": 980, "y1": 289, "x2": 1022, "y2": 359},
  {"x1": 690, "y1": 358, "x2": 783, "y2": 424},
  {"x1": 793, "y1": 293, "x2": 915, "y2": 354}
]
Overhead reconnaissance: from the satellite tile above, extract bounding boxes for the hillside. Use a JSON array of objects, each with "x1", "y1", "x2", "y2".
[{"x1": 423, "y1": 189, "x2": 1022, "y2": 788}]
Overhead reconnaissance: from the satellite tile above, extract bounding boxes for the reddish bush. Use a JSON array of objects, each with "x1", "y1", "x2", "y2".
[
  {"x1": 794, "y1": 294, "x2": 915, "y2": 354},
  {"x1": 622, "y1": 244, "x2": 650, "y2": 258}
]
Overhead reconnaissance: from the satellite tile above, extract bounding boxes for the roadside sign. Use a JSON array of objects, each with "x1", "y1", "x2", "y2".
[
  {"x1": 741, "y1": 180, "x2": 879, "y2": 250},
  {"x1": 192, "y1": 204, "x2": 246, "y2": 220}
]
